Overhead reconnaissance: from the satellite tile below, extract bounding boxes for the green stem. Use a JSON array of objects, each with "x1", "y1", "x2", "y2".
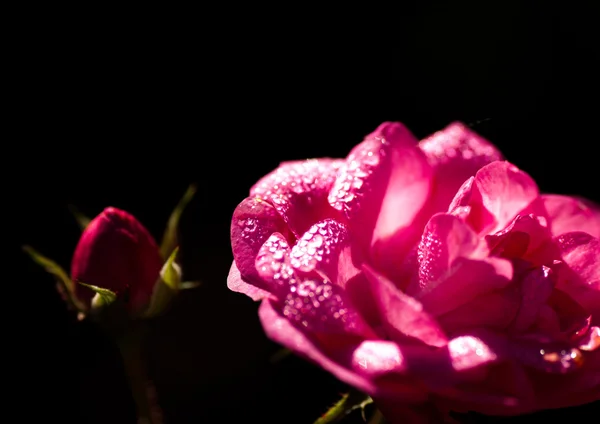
[{"x1": 117, "y1": 329, "x2": 162, "y2": 424}]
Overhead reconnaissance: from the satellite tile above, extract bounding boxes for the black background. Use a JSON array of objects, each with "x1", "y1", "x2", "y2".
[{"x1": 11, "y1": 2, "x2": 599, "y2": 423}]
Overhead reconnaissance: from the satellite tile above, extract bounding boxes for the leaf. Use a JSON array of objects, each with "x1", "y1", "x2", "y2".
[
  {"x1": 22, "y1": 245, "x2": 86, "y2": 311},
  {"x1": 314, "y1": 391, "x2": 373, "y2": 424},
  {"x1": 160, "y1": 183, "x2": 197, "y2": 259},
  {"x1": 141, "y1": 247, "x2": 182, "y2": 318},
  {"x1": 68, "y1": 204, "x2": 91, "y2": 230},
  {"x1": 78, "y1": 282, "x2": 117, "y2": 306}
]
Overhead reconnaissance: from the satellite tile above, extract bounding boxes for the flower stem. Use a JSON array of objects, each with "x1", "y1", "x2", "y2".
[{"x1": 117, "y1": 328, "x2": 163, "y2": 424}]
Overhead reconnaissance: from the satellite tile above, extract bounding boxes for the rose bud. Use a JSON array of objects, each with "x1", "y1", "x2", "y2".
[
  {"x1": 228, "y1": 121, "x2": 600, "y2": 422},
  {"x1": 72, "y1": 206, "x2": 163, "y2": 314}
]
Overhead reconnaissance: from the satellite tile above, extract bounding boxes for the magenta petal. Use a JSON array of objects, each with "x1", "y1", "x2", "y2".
[
  {"x1": 250, "y1": 159, "x2": 344, "y2": 237},
  {"x1": 467, "y1": 161, "x2": 539, "y2": 234},
  {"x1": 511, "y1": 266, "x2": 555, "y2": 332},
  {"x1": 363, "y1": 264, "x2": 448, "y2": 347},
  {"x1": 542, "y1": 194, "x2": 600, "y2": 238},
  {"x1": 289, "y1": 218, "x2": 355, "y2": 284},
  {"x1": 554, "y1": 232, "x2": 600, "y2": 321},
  {"x1": 281, "y1": 274, "x2": 374, "y2": 337},
  {"x1": 328, "y1": 122, "x2": 433, "y2": 277},
  {"x1": 438, "y1": 286, "x2": 521, "y2": 335},
  {"x1": 447, "y1": 176, "x2": 474, "y2": 214},
  {"x1": 485, "y1": 214, "x2": 553, "y2": 265},
  {"x1": 412, "y1": 213, "x2": 480, "y2": 289},
  {"x1": 71, "y1": 207, "x2": 163, "y2": 310},
  {"x1": 227, "y1": 261, "x2": 271, "y2": 301},
  {"x1": 255, "y1": 232, "x2": 295, "y2": 296},
  {"x1": 419, "y1": 122, "x2": 503, "y2": 214},
  {"x1": 417, "y1": 257, "x2": 513, "y2": 317},
  {"x1": 231, "y1": 197, "x2": 291, "y2": 288},
  {"x1": 258, "y1": 298, "x2": 380, "y2": 394},
  {"x1": 406, "y1": 213, "x2": 513, "y2": 315}
]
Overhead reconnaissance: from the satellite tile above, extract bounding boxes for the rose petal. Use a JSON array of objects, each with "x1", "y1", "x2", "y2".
[
  {"x1": 328, "y1": 122, "x2": 433, "y2": 278},
  {"x1": 554, "y1": 232, "x2": 600, "y2": 322},
  {"x1": 289, "y1": 219, "x2": 355, "y2": 284},
  {"x1": 250, "y1": 159, "x2": 344, "y2": 237},
  {"x1": 226, "y1": 261, "x2": 271, "y2": 301},
  {"x1": 448, "y1": 177, "x2": 474, "y2": 214},
  {"x1": 258, "y1": 298, "x2": 380, "y2": 394},
  {"x1": 546, "y1": 289, "x2": 592, "y2": 341},
  {"x1": 542, "y1": 194, "x2": 600, "y2": 238},
  {"x1": 405, "y1": 213, "x2": 514, "y2": 316},
  {"x1": 465, "y1": 161, "x2": 539, "y2": 234},
  {"x1": 511, "y1": 266, "x2": 555, "y2": 333},
  {"x1": 231, "y1": 197, "x2": 291, "y2": 288},
  {"x1": 255, "y1": 232, "x2": 295, "y2": 295},
  {"x1": 419, "y1": 122, "x2": 503, "y2": 214},
  {"x1": 411, "y1": 213, "x2": 480, "y2": 291},
  {"x1": 485, "y1": 214, "x2": 553, "y2": 265},
  {"x1": 71, "y1": 206, "x2": 162, "y2": 310},
  {"x1": 438, "y1": 286, "x2": 521, "y2": 335},
  {"x1": 417, "y1": 257, "x2": 514, "y2": 317},
  {"x1": 280, "y1": 274, "x2": 374, "y2": 337},
  {"x1": 255, "y1": 232, "x2": 373, "y2": 337},
  {"x1": 363, "y1": 264, "x2": 448, "y2": 347}
]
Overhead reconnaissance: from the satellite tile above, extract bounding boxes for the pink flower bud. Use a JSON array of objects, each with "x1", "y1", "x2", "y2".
[{"x1": 71, "y1": 207, "x2": 163, "y2": 312}]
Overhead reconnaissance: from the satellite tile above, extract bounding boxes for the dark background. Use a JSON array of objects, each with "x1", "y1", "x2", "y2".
[{"x1": 12, "y1": 2, "x2": 599, "y2": 423}]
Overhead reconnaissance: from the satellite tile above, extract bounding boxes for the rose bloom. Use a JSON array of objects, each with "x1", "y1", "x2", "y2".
[
  {"x1": 72, "y1": 206, "x2": 163, "y2": 313},
  {"x1": 228, "y1": 122, "x2": 600, "y2": 422}
]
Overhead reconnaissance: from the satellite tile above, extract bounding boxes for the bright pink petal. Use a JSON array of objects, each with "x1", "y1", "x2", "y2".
[
  {"x1": 231, "y1": 197, "x2": 291, "y2": 290},
  {"x1": 328, "y1": 122, "x2": 433, "y2": 278},
  {"x1": 250, "y1": 159, "x2": 344, "y2": 237},
  {"x1": 447, "y1": 176, "x2": 474, "y2": 215},
  {"x1": 419, "y1": 122, "x2": 504, "y2": 214},
  {"x1": 363, "y1": 264, "x2": 448, "y2": 347},
  {"x1": 411, "y1": 213, "x2": 480, "y2": 290},
  {"x1": 226, "y1": 261, "x2": 271, "y2": 301},
  {"x1": 256, "y1": 230, "x2": 373, "y2": 337},
  {"x1": 465, "y1": 161, "x2": 539, "y2": 234},
  {"x1": 542, "y1": 194, "x2": 600, "y2": 238},
  {"x1": 289, "y1": 219, "x2": 357, "y2": 285},
  {"x1": 405, "y1": 213, "x2": 514, "y2": 316},
  {"x1": 255, "y1": 232, "x2": 295, "y2": 296}
]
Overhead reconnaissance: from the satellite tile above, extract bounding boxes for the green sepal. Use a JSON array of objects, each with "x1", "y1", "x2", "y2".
[
  {"x1": 314, "y1": 390, "x2": 374, "y2": 424},
  {"x1": 141, "y1": 247, "x2": 181, "y2": 318},
  {"x1": 160, "y1": 184, "x2": 197, "y2": 260},
  {"x1": 22, "y1": 245, "x2": 87, "y2": 312},
  {"x1": 78, "y1": 282, "x2": 117, "y2": 307}
]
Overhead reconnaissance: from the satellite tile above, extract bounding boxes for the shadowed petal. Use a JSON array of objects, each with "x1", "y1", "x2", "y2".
[{"x1": 363, "y1": 264, "x2": 448, "y2": 347}]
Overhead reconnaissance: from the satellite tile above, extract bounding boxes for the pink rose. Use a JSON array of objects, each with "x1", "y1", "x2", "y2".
[
  {"x1": 228, "y1": 122, "x2": 600, "y2": 422},
  {"x1": 72, "y1": 206, "x2": 163, "y2": 313}
]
